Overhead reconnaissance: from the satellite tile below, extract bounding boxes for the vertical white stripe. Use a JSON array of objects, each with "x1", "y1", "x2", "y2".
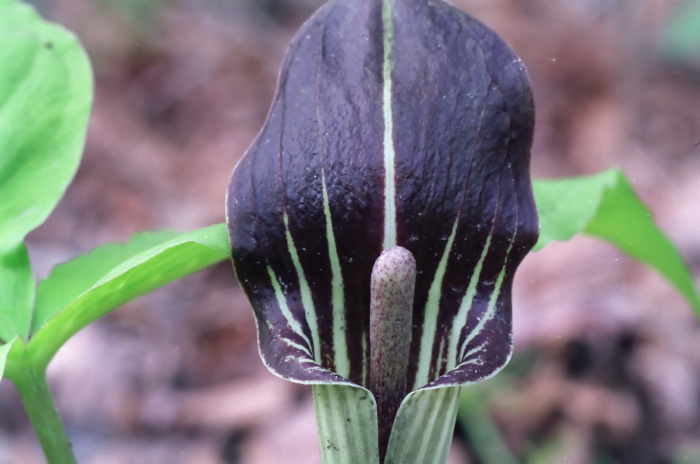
[
  {"x1": 314, "y1": 385, "x2": 379, "y2": 464},
  {"x1": 459, "y1": 265, "x2": 508, "y2": 359},
  {"x1": 283, "y1": 214, "x2": 322, "y2": 362},
  {"x1": 322, "y1": 173, "x2": 350, "y2": 378},
  {"x1": 413, "y1": 219, "x2": 459, "y2": 389},
  {"x1": 266, "y1": 265, "x2": 313, "y2": 357},
  {"x1": 434, "y1": 388, "x2": 461, "y2": 464},
  {"x1": 382, "y1": 0, "x2": 397, "y2": 250},
  {"x1": 459, "y1": 236, "x2": 515, "y2": 360},
  {"x1": 385, "y1": 388, "x2": 460, "y2": 463},
  {"x1": 413, "y1": 388, "x2": 449, "y2": 462},
  {"x1": 446, "y1": 234, "x2": 492, "y2": 368}
]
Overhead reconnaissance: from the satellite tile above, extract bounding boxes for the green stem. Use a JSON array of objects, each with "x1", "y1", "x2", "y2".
[
  {"x1": 458, "y1": 387, "x2": 518, "y2": 464},
  {"x1": 11, "y1": 366, "x2": 77, "y2": 464}
]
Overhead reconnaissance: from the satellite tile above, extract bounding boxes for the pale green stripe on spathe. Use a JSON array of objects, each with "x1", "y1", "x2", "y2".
[
  {"x1": 313, "y1": 384, "x2": 380, "y2": 464},
  {"x1": 266, "y1": 265, "x2": 313, "y2": 357},
  {"x1": 283, "y1": 213, "x2": 321, "y2": 361},
  {"x1": 459, "y1": 341, "x2": 488, "y2": 366},
  {"x1": 459, "y1": 264, "x2": 508, "y2": 360},
  {"x1": 382, "y1": 0, "x2": 397, "y2": 250},
  {"x1": 446, "y1": 234, "x2": 493, "y2": 370},
  {"x1": 459, "y1": 233, "x2": 515, "y2": 360},
  {"x1": 321, "y1": 174, "x2": 350, "y2": 378},
  {"x1": 414, "y1": 219, "x2": 459, "y2": 389},
  {"x1": 385, "y1": 387, "x2": 461, "y2": 464}
]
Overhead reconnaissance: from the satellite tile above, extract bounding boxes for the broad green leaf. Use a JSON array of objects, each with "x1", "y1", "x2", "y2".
[
  {"x1": 0, "y1": 244, "x2": 33, "y2": 342},
  {"x1": 533, "y1": 171, "x2": 613, "y2": 249},
  {"x1": 0, "y1": 0, "x2": 92, "y2": 253},
  {"x1": 27, "y1": 223, "x2": 230, "y2": 369},
  {"x1": 0, "y1": 336, "x2": 18, "y2": 382},
  {"x1": 534, "y1": 169, "x2": 700, "y2": 315},
  {"x1": 584, "y1": 174, "x2": 700, "y2": 314},
  {"x1": 32, "y1": 229, "x2": 179, "y2": 334}
]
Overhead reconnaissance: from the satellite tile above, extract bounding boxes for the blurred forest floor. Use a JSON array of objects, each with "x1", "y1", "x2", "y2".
[{"x1": 2, "y1": 0, "x2": 700, "y2": 463}]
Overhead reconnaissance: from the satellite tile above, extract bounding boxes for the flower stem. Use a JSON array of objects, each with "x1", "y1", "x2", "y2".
[
  {"x1": 370, "y1": 246, "x2": 416, "y2": 461},
  {"x1": 11, "y1": 365, "x2": 77, "y2": 464}
]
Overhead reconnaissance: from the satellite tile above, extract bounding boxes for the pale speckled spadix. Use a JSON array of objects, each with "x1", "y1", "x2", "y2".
[
  {"x1": 226, "y1": 0, "x2": 538, "y2": 461},
  {"x1": 370, "y1": 246, "x2": 415, "y2": 460}
]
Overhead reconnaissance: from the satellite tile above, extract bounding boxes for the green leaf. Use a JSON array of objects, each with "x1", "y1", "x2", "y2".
[
  {"x1": 27, "y1": 223, "x2": 230, "y2": 369},
  {"x1": 0, "y1": 244, "x2": 34, "y2": 342},
  {"x1": 533, "y1": 171, "x2": 615, "y2": 250},
  {"x1": 32, "y1": 229, "x2": 180, "y2": 333},
  {"x1": 0, "y1": 336, "x2": 18, "y2": 382},
  {"x1": 0, "y1": 0, "x2": 92, "y2": 253},
  {"x1": 534, "y1": 169, "x2": 700, "y2": 315}
]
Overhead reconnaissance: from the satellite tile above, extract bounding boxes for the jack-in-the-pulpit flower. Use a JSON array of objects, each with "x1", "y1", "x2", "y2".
[{"x1": 226, "y1": 0, "x2": 538, "y2": 462}]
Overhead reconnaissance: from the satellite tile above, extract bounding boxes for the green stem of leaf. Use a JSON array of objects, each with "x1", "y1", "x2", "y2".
[
  {"x1": 10, "y1": 365, "x2": 77, "y2": 464},
  {"x1": 458, "y1": 387, "x2": 518, "y2": 464}
]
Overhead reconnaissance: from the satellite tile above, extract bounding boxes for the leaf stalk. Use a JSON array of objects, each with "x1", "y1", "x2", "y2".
[{"x1": 9, "y1": 362, "x2": 77, "y2": 464}]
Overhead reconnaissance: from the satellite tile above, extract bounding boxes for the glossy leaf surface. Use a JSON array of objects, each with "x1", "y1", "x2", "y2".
[
  {"x1": 32, "y1": 230, "x2": 180, "y2": 333},
  {"x1": 0, "y1": 0, "x2": 92, "y2": 253},
  {"x1": 534, "y1": 169, "x2": 700, "y2": 315},
  {"x1": 0, "y1": 245, "x2": 33, "y2": 342},
  {"x1": 0, "y1": 0, "x2": 91, "y2": 347},
  {"x1": 17, "y1": 224, "x2": 229, "y2": 371}
]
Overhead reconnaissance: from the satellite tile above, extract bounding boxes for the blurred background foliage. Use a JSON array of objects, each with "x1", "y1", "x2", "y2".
[
  {"x1": 661, "y1": 0, "x2": 700, "y2": 69},
  {"x1": 2, "y1": 0, "x2": 700, "y2": 463}
]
